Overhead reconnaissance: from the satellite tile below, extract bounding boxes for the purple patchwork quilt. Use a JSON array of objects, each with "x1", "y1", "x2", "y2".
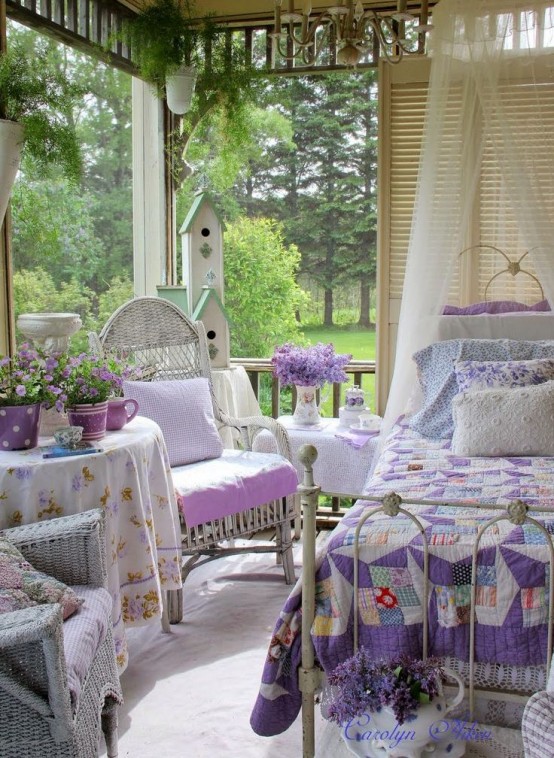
[{"x1": 250, "y1": 418, "x2": 554, "y2": 736}]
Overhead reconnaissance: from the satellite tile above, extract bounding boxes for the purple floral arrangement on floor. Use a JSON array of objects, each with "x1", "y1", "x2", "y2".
[
  {"x1": 271, "y1": 342, "x2": 351, "y2": 388},
  {"x1": 327, "y1": 649, "x2": 443, "y2": 725}
]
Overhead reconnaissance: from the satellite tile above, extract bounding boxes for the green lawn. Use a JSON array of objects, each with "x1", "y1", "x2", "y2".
[
  {"x1": 299, "y1": 325, "x2": 376, "y2": 412},
  {"x1": 301, "y1": 325, "x2": 376, "y2": 360}
]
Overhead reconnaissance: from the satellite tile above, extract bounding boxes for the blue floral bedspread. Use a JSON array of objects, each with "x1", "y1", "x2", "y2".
[{"x1": 250, "y1": 418, "x2": 554, "y2": 736}]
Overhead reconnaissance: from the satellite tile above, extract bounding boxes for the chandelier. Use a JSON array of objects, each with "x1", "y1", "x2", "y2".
[{"x1": 271, "y1": 1, "x2": 433, "y2": 67}]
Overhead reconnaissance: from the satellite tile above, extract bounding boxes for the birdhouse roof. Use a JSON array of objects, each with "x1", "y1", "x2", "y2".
[
  {"x1": 179, "y1": 191, "x2": 226, "y2": 234},
  {"x1": 192, "y1": 286, "x2": 233, "y2": 325}
]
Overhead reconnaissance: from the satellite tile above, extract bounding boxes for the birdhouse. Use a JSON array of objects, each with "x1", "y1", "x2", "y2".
[{"x1": 179, "y1": 192, "x2": 230, "y2": 368}]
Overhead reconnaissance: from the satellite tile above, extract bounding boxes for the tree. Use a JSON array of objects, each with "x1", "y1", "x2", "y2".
[
  {"x1": 230, "y1": 71, "x2": 378, "y2": 327},
  {"x1": 223, "y1": 217, "x2": 308, "y2": 357}
]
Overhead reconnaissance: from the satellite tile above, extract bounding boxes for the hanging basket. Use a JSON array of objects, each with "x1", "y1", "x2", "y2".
[
  {"x1": 0, "y1": 119, "x2": 24, "y2": 226},
  {"x1": 165, "y1": 65, "x2": 197, "y2": 115}
]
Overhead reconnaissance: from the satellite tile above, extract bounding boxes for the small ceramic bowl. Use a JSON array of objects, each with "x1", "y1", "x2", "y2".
[{"x1": 53, "y1": 426, "x2": 84, "y2": 448}]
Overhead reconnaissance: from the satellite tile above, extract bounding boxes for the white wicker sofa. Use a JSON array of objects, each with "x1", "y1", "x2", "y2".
[{"x1": 0, "y1": 510, "x2": 122, "y2": 758}]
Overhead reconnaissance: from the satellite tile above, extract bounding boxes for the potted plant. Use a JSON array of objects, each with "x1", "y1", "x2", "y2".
[
  {"x1": 50, "y1": 352, "x2": 136, "y2": 441},
  {"x1": 115, "y1": 0, "x2": 260, "y2": 176},
  {"x1": 0, "y1": 42, "x2": 83, "y2": 224},
  {"x1": 0, "y1": 344, "x2": 62, "y2": 450},
  {"x1": 326, "y1": 650, "x2": 464, "y2": 757},
  {"x1": 271, "y1": 342, "x2": 351, "y2": 425}
]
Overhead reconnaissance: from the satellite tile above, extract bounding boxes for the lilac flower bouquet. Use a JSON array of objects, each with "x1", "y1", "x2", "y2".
[
  {"x1": 271, "y1": 342, "x2": 351, "y2": 388},
  {"x1": 327, "y1": 649, "x2": 443, "y2": 726},
  {"x1": 0, "y1": 344, "x2": 62, "y2": 408},
  {"x1": 48, "y1": 352, "x2": 139, "y2": 408}
]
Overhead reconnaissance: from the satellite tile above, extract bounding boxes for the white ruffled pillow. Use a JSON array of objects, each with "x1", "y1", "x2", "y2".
[
  {"x1": 123, "y1": 378, "x2": 224, "y2": 467},
  {"x1": 451, "y1": 380, "x2": 554, "y2": 457}
]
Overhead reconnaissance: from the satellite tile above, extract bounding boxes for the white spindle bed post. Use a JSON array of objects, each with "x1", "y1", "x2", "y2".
[{"x1": 298, "y1": 444, "x2": 321, "y2": 758}]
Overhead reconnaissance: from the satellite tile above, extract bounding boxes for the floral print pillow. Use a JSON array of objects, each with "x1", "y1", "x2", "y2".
[
  {"x1": 455, "y1": 358, "x2": 554, "y2": 393},
  {"x1": 0, "y1": 538, "x2": 83, "y2": 619}
]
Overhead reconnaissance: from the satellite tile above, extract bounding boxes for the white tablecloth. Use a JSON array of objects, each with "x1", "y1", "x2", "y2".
[
  {"x1": 0, "y1": 417, "x2": 182, "y2": 671},
  {"x1": 253, "y1": 416, "x2": 380, "y2": 495}
]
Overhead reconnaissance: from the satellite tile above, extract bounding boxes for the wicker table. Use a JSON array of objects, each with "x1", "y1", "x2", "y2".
[{"x1": 0, "y1": 416, "x2": 182, "y2": 671}]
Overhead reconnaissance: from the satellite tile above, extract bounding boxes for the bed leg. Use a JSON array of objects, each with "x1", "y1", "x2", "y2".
[{"x1": 298, "y1": 444, "x2": 322, "y2": 758}]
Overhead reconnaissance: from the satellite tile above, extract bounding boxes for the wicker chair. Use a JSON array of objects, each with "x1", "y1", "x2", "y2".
[
  {"x1": 0, "y1": 510, "x2": 122, "y2": 758},
  {"x1": 93, "y1": 296, "x2": 298, "y2": 623}
]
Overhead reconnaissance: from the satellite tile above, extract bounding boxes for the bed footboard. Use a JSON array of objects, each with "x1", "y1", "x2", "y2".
[{"x1": 297, "y1": 445, "x2": 554, "y2": 758}]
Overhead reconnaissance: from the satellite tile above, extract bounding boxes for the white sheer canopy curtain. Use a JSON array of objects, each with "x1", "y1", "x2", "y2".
[{"x1": 383, "y1": 0, "x2": 554, "y2": 433}]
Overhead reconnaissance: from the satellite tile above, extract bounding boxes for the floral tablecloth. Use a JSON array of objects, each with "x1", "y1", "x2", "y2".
[{"x1": 0, "y1": 416, "x2": 182, "y2": 671}]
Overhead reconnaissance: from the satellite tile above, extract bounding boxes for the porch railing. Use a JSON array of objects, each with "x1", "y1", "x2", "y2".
[{"x1": 230, "y1": 358, "x2": 376, "y2": 419}]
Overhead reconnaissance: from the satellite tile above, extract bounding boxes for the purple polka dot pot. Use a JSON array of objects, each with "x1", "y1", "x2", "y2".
[{"x1": 0, "y1": 403, "x2": 41, "y2": 450}]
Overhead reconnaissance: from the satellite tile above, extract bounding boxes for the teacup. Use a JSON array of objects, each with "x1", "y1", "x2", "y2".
[
  {"x1": 358, "y1": 412, "x2": 381, "y2": 432},
  {"x1": 53, "y1": 426, "x2": 84, "y2": 448}
]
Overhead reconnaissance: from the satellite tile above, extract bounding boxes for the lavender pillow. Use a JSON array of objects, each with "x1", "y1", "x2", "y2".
[
  {"x1": 455, "y1": 358, "x2": 554, "y2": 393},
  {"x1": 443, "y1": 300, "x2": 551, "y2": 315},
  {"x1": 0, "y1": 539, "x2": 83, "y2": 619},
  {"x1": 123, "y1": 377, "x2": 224, "y2": 467}
]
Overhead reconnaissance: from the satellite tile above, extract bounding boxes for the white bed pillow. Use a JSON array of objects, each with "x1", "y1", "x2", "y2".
[
  {"x1": 451, "y1": 380, "x2": 554, "y2": 457},
  {"x1": 123, "y1": 378, "x2": 224, "y2": 467}
]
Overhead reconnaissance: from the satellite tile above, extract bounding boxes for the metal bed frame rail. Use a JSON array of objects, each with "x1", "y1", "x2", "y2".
[{"x1": 296, "y1": 445, "x2": 554, "y2": 758}]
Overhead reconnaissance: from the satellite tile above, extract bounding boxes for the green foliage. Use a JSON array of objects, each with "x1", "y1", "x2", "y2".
[
  {"x1": 117, "y1": 0, "x2": 195, "y2": 91},
  {"x1": 0, "y1": 42, "x2": 84, "y2": 183},
  {"x1": 96, "y1": 276, "x2": 134, "y2": 326},
  {"x1": 223, "y1": 217, "x2": 309, "y2": 357},
  {"x1": 11, "y1": 179, "x2": 103, "y2": 284}
]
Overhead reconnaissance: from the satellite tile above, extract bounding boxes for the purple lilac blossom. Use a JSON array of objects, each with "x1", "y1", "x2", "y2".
[
  {"x1": 271, "y1": 343, "x2": 351, "y2": 388},
  {"x1": 327, "y1": 650, "x2": 442, "y2": 726}
]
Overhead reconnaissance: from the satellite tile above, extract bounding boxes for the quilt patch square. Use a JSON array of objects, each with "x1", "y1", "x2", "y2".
[
  {"x1": 378, "y1": 607, "x2": 404, "y2": 625},
  {"x1": 389, "y1": 567, "x2": 413, "y2": 587},
  {"x1": 521, "y1": 587, "x2": 545, "y2": 610},
  {"x1": 475, "y1": 586, "x2": 497, "y2": 607},
  {"x1": 395, "y1": 586, "x2": 420, "y2": 607},
  {"x1": 476, "y1": 565, "x2": 496, "y2": 586},
  {"x1": 522, "y1": 525, "x2": 547, "y2": 545},
  {"x1": 430, "y1": 533, "x2": 459, "y2": 546},
  {"x1": 454, "y1": 585, "x2": 471, "y2": 606},
  {"x1": 452, "y1": 563, "x2": 472, "y2": 585},
  {"x1": 315, "y1": 578, "x2": 341, "y2": 618},
  {"x1": 374, "y1": 587, "x2": 399, "y2": 609},
  {"x1": 456, "y1": 606, "x2": 471, "y2": 624},
  {"x1": 358, "y1": 589, "x2": 380, "y2": 625},
  {"x1": 435, "y1": 585, "x2": 459, "y2": 628},
  {"x1": 370, "y1": 566, "x2": 391, "y2": 586}
]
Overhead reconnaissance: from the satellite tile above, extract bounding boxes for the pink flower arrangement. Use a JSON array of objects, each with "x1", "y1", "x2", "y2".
[{"x1": 271, "y1": 342, "x2": 351, "y2": 388}]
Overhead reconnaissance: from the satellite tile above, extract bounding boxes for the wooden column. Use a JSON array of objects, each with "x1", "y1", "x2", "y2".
[{"x1": 0, "y1": 0, "x2": 15, "y2": 356}]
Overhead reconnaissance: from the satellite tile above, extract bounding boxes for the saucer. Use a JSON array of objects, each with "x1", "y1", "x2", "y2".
[{"x1": 349, "y1": 424, "x2": 380, "y2": 435}]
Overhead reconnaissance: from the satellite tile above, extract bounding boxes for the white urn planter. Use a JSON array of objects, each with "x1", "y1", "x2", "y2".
[
  {"x1": 0, "y1": 119, "x2": 24, "y2": 225},
  {"x1": 165, "y1": 64, "x2": 197, "y2": 115},
  {"x1": 17, "y1": 312, "x2": 82, "y2": 353},
  {"x1": 17, "y1": 312, "x2": 83, "y2": 436}
]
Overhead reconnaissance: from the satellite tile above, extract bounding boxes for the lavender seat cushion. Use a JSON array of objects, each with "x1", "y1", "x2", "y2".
[
  {"x1": 443, "y1": 299, "x2": 551, "y2": 315},
  {"x1": 172, "y1": 449, "x2": 298, "y2": 528},
  {"x1": 123, "y1": 377, "x2": 224, "y2": 467},
  {"x1": 63, "y1": 585, "x2": 112, "y2": 710}
]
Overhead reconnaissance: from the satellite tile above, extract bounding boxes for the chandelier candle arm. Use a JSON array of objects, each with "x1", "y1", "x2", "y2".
[{"x1": 272, "y1": 0, "x2": 432, "y2": 67}]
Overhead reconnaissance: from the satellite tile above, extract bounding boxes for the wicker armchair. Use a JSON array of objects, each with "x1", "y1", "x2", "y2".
[
  {"x1": 522, "y1": 657, "x2": 554, "y2": 757},
  {"x1": 93, "y1": 296, "x2": 299, "y2": 623},
  {"x1": 0, "y1": 510, "x2": 122, "y2": 757}
]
